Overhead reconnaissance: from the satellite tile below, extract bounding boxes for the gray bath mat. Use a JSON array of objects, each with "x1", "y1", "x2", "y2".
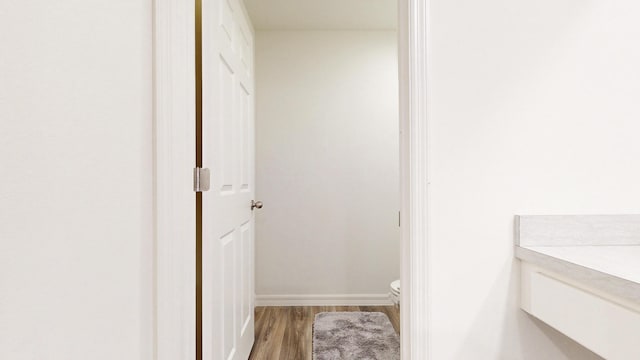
[{"x1": 312, "y1": 312, "x2": 400, "y2": 360}]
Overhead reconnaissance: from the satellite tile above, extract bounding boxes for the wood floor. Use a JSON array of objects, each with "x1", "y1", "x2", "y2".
[{"x1": 248, "y1": 306, "x2": 400, "y2": 360}]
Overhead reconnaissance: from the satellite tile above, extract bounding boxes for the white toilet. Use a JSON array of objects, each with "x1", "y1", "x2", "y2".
[{"x1": 389, "y1": 279, "x2": 400, "y2": 306}]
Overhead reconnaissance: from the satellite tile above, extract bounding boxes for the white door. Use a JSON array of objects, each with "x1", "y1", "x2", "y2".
[{"x1": 201, "y1": 0, "x2": 256, "y2": 359}]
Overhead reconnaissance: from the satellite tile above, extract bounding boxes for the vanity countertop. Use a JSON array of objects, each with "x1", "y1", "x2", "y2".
[
  {"x1": 515, "y1": 245, "x2": 640, "y2": 304},
  {"x1": 515, "y1": 215, "x2": 640, "y2": 304}
]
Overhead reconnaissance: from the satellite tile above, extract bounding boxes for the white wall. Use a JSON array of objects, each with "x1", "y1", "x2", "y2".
[
  {"x1": 0, "y1": 1, "x2": 153, "y2": 359},
  {"x1": 429, "y1": 0, "x2": 640, "y2": 358},
  {"x1": 255, "y1": 31, "x2": 399, "y2": 301}
]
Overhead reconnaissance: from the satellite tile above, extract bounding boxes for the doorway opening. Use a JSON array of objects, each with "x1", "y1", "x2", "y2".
[{"x1": 247, "y1": 1, "x2": 401, "y2": 357}]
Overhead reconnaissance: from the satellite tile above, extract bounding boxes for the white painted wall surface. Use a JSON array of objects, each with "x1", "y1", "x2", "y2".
[
  {"x1": 0, "y1": 1, "x2": 153, "y2": 359},
  {"x1": 255, "y1": 31, "x2": 399, "y2": 300},
  {"x1": 429, "y1": 0, "x2": 640, "y2": 358}
]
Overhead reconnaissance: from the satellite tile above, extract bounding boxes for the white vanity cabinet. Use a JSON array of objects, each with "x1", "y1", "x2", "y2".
[
  {"x1": 516, "y1": 215, "x2": 640, "y2": 360},
  {"x1": 520, "y1": 262, "x2": 640, "y2": 360}
]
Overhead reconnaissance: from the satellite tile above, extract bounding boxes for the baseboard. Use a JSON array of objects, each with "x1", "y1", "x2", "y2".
[{"x1": 255, "y1": 293, "x2": 393, "y2": 307}]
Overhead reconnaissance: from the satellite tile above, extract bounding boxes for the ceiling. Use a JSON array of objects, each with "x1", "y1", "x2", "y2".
[{"x1": 243, "y1": 0, "x2": 397, "y2": 30}]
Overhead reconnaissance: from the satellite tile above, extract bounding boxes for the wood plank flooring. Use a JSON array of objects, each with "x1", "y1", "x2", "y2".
[{"x1": 248, "y1": 306, "x2": 400, "y2": 360}]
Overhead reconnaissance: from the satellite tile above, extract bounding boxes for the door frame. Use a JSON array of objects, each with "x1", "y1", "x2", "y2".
[
  {"x1": 398, "y1": 0, "x2": 430, "y2": 358},
  {"x1": 154, "y1": 0, "x2": 196, "y2": 359},
  {"x1": 153, "y1": 0, "x2": 431, "y2": 359}
]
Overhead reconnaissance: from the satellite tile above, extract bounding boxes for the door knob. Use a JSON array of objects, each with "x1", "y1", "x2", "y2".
[{"x1": 251, "y1": 200, "x2": 263, "y2": 210}]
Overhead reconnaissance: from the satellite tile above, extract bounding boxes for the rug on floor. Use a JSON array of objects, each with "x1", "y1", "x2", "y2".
[{"x1": 312, "y1": 312, "x2": 400, "y2": 360}]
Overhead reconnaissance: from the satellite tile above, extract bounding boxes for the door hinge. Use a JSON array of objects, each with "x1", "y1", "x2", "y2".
[{"x1": 193, "y1": 167, "x2": 210, "y2": 192}]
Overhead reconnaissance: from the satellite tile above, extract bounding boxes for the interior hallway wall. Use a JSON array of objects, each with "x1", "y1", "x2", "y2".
[
  {"x1": 428, "y1": 0, "x2": 640, "y2": 358},
  {"x1": 254, "y1": 31, "x2": 400, "y2": 302},
  {"x1": 0, "y1": 1, "x2": 154, "y2": 359}
]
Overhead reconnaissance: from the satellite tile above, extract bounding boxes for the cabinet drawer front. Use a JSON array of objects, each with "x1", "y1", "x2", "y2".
[{"x1": 527, "y1": 271, "x2": 640, "y2": 360}]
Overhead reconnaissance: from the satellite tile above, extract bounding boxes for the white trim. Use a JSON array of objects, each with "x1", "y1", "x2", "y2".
[
  {"x1": 154, "y1": 0, "x2": 196, "y2": 359},
  {"x1": 255, "y1": 294, "x2": 394, "y2": 307},
  {"x1": 399, "y1": 0, "x2": 431, "y2": 359}
]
